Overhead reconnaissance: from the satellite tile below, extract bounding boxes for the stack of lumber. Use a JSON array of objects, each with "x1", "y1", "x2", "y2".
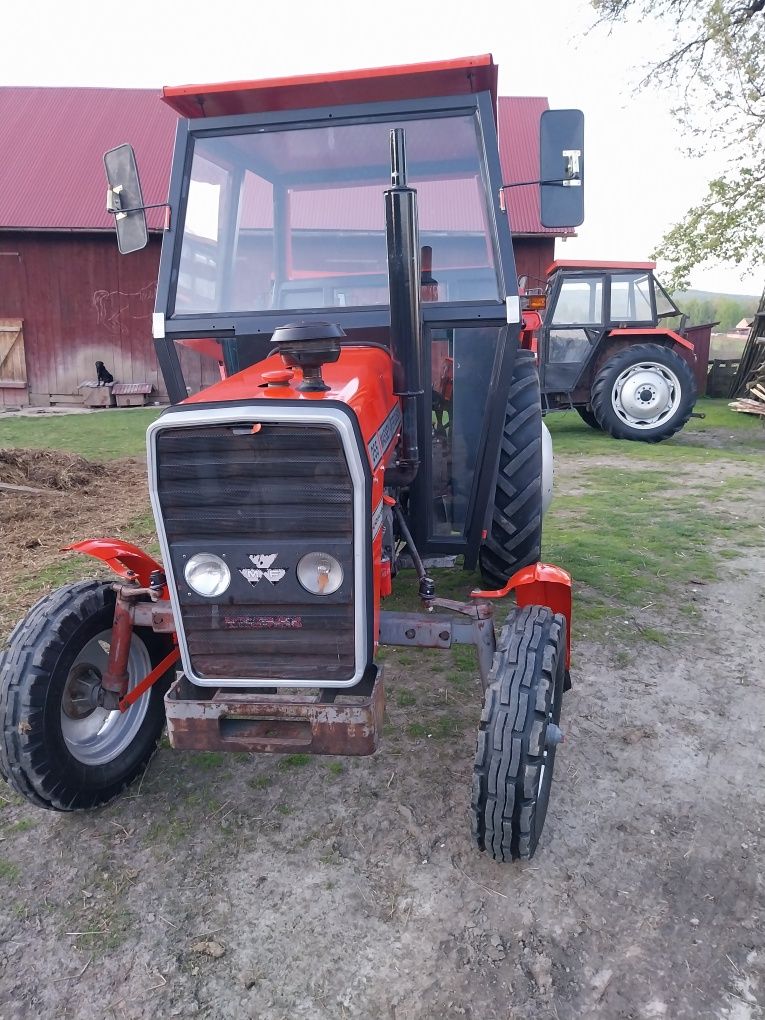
[
  {"x1": 729, "y1": 282, "x2": 765, "y2": 407},
  {"x1": 729, "y1": 357, "x2": 765, "y2": 416}
]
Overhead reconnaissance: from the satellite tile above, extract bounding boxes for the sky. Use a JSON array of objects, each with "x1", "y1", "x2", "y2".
[{"x1": 3, "y1": 0, "x2": 761, "y2": 296}]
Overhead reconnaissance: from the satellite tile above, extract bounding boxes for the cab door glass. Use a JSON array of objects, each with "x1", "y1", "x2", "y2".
[
  {"x1": 430, "y1": 326, "x2": 501, "y2": 538},
  {"x1": 551, "y1": 277, "x2": 604, "y2": 325}
]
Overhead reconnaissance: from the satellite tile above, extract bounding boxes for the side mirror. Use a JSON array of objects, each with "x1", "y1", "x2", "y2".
[
  {"x1": 103, "y1": 144, "x2": 148, "y2": 254},
  {"x1": 540, "y1": 110, "x2": 584, "y2": 229}
]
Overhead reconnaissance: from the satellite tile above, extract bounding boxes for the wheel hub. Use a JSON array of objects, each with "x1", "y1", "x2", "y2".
[
  {"x1": 612, "y1": 362, "x2": 680, "y2": 428},
  {"x1": 59, "y1": 629, "x2": 153, "y2": 767},
  {"x1": 62, "y1": 663, "x2": 102, "y2": 720}
]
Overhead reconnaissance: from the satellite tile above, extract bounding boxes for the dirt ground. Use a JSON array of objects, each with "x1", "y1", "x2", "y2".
[{"x1": 0, "y1": 437, "x2": 763, "y2": 1020}]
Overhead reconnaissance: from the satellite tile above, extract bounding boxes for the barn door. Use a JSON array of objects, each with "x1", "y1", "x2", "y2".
[{"x1": 0, "y1": 319, "x2": 27, "y2": 391}]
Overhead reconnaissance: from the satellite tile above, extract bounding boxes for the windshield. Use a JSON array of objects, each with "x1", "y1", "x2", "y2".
[{"x1": 173, "y1": 112, "x2": 501, "y2": 316}]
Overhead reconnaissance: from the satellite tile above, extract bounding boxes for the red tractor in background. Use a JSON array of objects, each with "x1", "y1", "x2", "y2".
[
  {"x1": 0, "y1": 56, "x2": 585, "y2": 862},
  {"x1": 521, "y1": 260, "x2": 699, "y2": 442}
]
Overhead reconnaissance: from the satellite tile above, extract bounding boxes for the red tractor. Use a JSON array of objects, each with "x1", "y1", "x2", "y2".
[
  {"x1": 522, "y1": 260, "x2": 698, "y2": 442},
  {"x1": 0, "y1": 56, "x2": 584, "y2": 861}
]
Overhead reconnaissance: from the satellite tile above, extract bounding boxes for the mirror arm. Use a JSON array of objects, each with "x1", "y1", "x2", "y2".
[
  {"x1": 501, "y1": 178, "x2": 581, "y2": 190},
  {"x1": 107, "y1": 202, "x2": 170, "y2": 215}
]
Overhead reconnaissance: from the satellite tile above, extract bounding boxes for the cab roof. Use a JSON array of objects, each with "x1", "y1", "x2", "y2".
[
  {"x1": 548, "y1": 259, "x2": 657, "y2": 274},
  {"x1": 162, "y1": 54, "x2": 498, "y2": 119}
]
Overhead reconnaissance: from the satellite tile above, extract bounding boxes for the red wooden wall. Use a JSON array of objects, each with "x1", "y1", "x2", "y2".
[{"x1": 0, "y1": 231, "x2": 555, "y2": 407}]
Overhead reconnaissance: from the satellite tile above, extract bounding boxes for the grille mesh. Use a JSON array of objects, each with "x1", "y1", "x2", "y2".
[{"x1": 155, "y1": 422, "x2": 356, "y2": 682}]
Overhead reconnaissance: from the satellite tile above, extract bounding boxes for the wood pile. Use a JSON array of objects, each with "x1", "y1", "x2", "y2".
[
  {"x1": 729, "y1": 352, "x2": 765, "y2": 416},
  {"x1": 729, "y1": 282, "x2": 765, "y2": 408}
]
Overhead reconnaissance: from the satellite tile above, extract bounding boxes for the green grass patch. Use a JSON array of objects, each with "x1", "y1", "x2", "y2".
[
  {"x1": 0, "y1": 408, "x2": 161, "y2": 460},
  {"x1": 326, "y1": 762, "x2": 343, "y2": 775},
  {"x1": 544, "y1": 466, "x2": 755, "y2": 606},
  {"x1": 4, "y1": 819, "x2": 35, "y2": 835},
  {"x1": 278, "y1": 753, "x2": 312, "y2": 769},
  {"x1": 0, "y1": 860, "x2": 20, "y2": 882},
  {"x1": 191, "y1": 751, "x2": 225, "y2": 769},
  {"x1": 546, "y1": 397, "x2": 764, "y2": 461},
  {"x1": 248, "y1": 775, "x2": 271, "y2": 789},
  {"x1": 396, "y1": 689, "x2": 417, "y2": 707},
  {"x1": 406, "y1": 722, "x2": 428, "y2": 739}
]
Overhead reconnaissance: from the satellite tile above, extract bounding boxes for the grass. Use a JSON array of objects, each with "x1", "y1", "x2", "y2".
[
  {"x1": 0, "y1": 860, "x2": 20, "y2": 883},
  {"x1": 546, "y1": 397, "x2": 764, "y2": 460},
  {"x1": 0, "y1": 408, "x2": 160, "y2": 460}
]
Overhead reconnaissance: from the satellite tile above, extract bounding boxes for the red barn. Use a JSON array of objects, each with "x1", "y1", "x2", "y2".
[{"x1": 0, "y1": 87, "x2": 569, "y2": 407}]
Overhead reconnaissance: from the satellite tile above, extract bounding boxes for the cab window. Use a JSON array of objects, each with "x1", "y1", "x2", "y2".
[
  {"x1": 610, "y1": 272, "x2": 654, "y2": 322},
  {"x1": 551, "y1": 276, "x2": 604, "y2": 325}
]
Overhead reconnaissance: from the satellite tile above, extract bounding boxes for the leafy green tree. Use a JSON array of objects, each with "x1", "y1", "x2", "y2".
[{"x1": 592, "y1": 0, "x2": 764, "y2": 288}]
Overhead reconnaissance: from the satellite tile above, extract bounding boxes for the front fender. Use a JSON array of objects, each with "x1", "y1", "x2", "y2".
[{"x1": 64, "y1": 538, "x2": 163, "y2": 588}]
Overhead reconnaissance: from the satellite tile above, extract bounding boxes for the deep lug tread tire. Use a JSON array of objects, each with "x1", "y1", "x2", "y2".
[
  {"x1": 479, "y1": 352, "x2": 543, "y2": 588},
  {"x1": 0, "y1": 580, "x2": 173, "y2": 811},
  {"x1": 471, "y1": 605, "x2": 566, "y2": 862},
  {"x1": 590, "y1": 342, "x2": 697, "y2": 443}
]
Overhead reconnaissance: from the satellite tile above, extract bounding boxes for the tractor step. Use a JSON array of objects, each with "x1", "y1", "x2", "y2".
[{"x1": 164, "y1": 668, "x2": 384, "y2": 756}]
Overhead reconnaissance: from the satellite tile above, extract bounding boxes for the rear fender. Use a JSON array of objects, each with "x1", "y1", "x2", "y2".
[
  {"x1": 606, "y1": 328, "x2": 695, "y2": 353},
  {"x1": 64, "y1": 538, "x2": 163, "y2": 588}
]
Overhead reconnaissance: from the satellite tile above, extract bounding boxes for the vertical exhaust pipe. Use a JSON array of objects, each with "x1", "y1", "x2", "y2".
[{"x1": 384, "y1": 128, "x2": 423, "y2": 487}]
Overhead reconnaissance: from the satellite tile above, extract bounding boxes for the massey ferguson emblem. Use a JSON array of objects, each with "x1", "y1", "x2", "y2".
[{"x1": 239, "y1": 553, "x2": 286, "y2": 586}]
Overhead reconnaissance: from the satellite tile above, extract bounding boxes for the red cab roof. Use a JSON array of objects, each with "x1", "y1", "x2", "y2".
[
  {"x1": 548, "y1": 259, "x2": 656, "y2": 274},
  {"x1": 162, "y1": 55, "x2": 498, "y2": 119}
]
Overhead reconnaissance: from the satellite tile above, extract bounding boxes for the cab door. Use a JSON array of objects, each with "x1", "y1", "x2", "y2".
[{"x1": 539, "y1": 272, "x2": 605, "y2": 395}]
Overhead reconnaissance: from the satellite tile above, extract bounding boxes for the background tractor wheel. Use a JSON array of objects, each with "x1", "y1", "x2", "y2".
[
  {"x1": 479, "y1": 351, "x2": 543, "y2": 588},
  {"x1": 575, "y1": 405, "x2": 602, "y2": 431},
  {"x1": 591, "y1": 343, "x2": 697, "y2": 442},
  {"x1": 471, "y1": 605, "x2": 566, "y2": 862},
  {"x1": 0, "y1": 580, "x2": 174, "y2": 811}
]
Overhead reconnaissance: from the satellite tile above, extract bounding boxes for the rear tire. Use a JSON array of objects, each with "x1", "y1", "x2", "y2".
[
  {"x1": 0, "y1": 580, "x2": 174, "y2": 811},
  {"x1": 575, "y1": 406, "x2": 601, "y2": 431},
  {"x1": 479, "y1": 351, "x2": 543, "y2": 587},
  {"x1": 591, "y1": 343, "x2": 696, "y2": 442},
  {"x1": 471, "y1": 606, "x2": 566, "y2": 861}
]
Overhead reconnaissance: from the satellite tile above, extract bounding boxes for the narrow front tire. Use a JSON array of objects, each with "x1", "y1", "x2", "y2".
[
  {"x1": 471, "y1": 605, "x2": 566, "y2": 861},
  {"x1": 0, "y1": 581, "x2": 174, "y2": 811}
]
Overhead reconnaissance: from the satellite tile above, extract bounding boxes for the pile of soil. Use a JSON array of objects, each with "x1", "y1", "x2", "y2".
[
  {"x1": 0, "y1": 449, "x2": 105, "y2": 491},
  {"x1": 0, "y1": 450, "x2": 151, "y2": 639}
]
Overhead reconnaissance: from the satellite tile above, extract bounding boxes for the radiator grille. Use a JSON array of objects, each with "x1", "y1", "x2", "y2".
[{"x1": 154, "y1": 422, "x2": 357, "y2": 683}]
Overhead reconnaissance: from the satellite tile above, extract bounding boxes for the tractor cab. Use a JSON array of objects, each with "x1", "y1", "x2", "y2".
[
  {"x1": 122, "y1": 56, "x2": 582, "y2": 563},
  {"x1": 526, "y1": 260, "x2": 698, "y2": 442}
]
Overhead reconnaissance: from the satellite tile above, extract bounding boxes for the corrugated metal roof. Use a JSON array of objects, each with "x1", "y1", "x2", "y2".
[
  {"x1": 0, "y1": 87, "x2": 569, "y2": 236},
  {"x1": 498, "y1": 96, "x2": 570, "y2": 236},
  {"x1": 0, "y1": 87, "x2": 177, "y2": 231}
]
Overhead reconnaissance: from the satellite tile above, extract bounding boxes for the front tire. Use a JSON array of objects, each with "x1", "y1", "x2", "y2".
[
  {"x1": 591, "y1": 343, "x2": 696, "y2": 442},
  {"x1": 479, "y1": 351, "x2": 543, "y2": 587},
  {"x1": 471, "y1": 606, "x2": 566, "y2": 861},
  {"x1": 0, "y1": 580, "x2": 174, "y2": 811}
]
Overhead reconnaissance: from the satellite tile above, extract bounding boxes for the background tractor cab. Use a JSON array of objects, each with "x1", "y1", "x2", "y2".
[
  {"x1": 522, "y1": 260, "x2": 699, "y2": 442},
  {"x1": 1, "y1": 56, "x2": 587, "y2": 864}
]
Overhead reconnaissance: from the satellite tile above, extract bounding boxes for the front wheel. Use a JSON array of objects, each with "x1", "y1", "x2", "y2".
[
  {"x1": 471, "y1": 605, "x2": 566, "y2": 861},
  {"x1": 590, "y1": 343, "x2": 696, "y2": 442},
  {"x1": 0, "y1": 580, "x2": 174, "y2": 811}
]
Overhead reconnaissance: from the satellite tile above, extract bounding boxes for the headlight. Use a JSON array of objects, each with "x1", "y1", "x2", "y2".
[
  {"x1": 296, "y1": 552, "x2": 343, "y2": 595},
  {"x1": 184, "y1": 552, "x2": 231, "y2": 597}
]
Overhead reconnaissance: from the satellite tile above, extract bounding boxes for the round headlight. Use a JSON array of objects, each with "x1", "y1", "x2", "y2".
[
  {"x1": 296, "y1": 552, "x2": 343, "y2": 595},
  {"x1": 184, "y1": 552, "x2": 231, "y2": 597}
]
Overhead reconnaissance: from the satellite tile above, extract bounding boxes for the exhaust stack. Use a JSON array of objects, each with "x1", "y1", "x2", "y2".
[{"x1": 384, "y1": 128, "x2": 423, "y2": 487}]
